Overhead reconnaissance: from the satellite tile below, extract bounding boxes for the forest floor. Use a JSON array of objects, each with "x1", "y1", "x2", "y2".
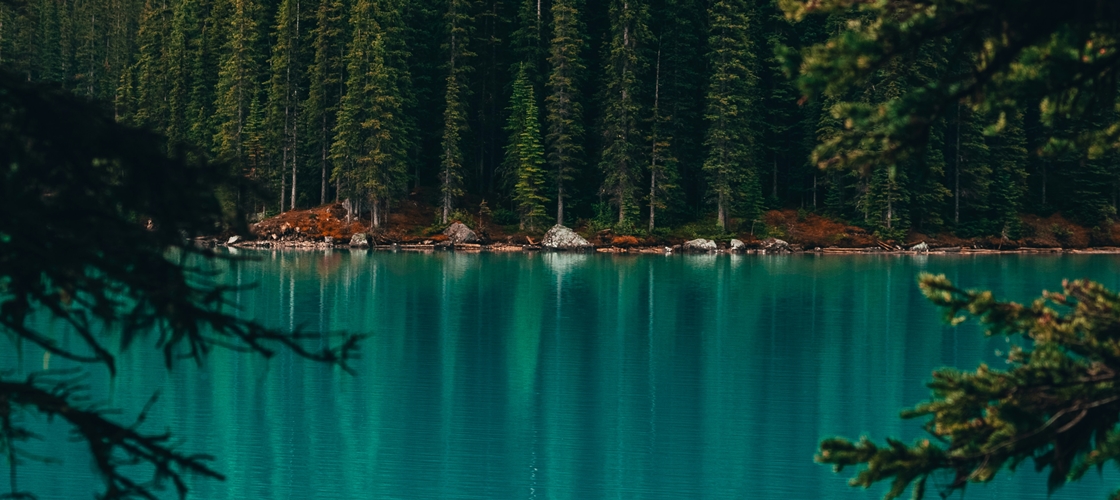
[{"x1": 237, "y1": 195, "x2": 1120, "y2": 253}]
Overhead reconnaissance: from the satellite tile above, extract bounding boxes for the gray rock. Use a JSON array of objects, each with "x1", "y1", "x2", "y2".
[
  {"x1": 729, "y1": 239, "x2": 746, "y2": 252},
  {"x1": 760, "y1": 237, "x2": 790, "y2": 253},
  {"x1": 541, "y1": 225, "x2": 592, "y2": 250},
  {"x1": 349, "y1": 233, "x2": 370, "y2": 248},
  {"x1": 683, "y1": 238, "x2": 717, "y2": 252},
  {"x1": 911, "y1": 241, "x2": 930, "y2": 252},
  {"x1": 324, "y1": 236, "x2": 334, "y2": 245},
  {"x1": 226, "y1": 235, "x2": 240, "y2": 246},
  {"x1": 443, "y1": 222, "x2": 479, "y2": 244}
]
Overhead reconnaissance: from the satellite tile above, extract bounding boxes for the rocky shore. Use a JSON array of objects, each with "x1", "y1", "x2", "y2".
[
  {"x1": 203, "y1": 203, "x2": 1120, "y2": 255},
  {"x1": 203, "y1": 229, "x2": 1120, "y2": 255}
]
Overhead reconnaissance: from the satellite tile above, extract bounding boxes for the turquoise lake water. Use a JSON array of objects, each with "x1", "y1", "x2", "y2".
[{"x1": 6, "y1": 252, "x2": 1120, "y2": 499}]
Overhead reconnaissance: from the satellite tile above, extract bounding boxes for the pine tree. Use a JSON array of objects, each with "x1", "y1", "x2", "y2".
[
  {"x1": 166, "y1": 0, "x2": 202, "y2": 147},
  {"x1": 0, "y1": 3, "x2": 32, "y2": 81},
  {"x1": 646, "y1": 45, "x2": 678, "y2": 232},
  {"x1": 510, "y1": 0, "x2": 547, "y2": 88},
  {"x1": 652, "y1": 0, "x2": 705, "y2": 217},
  {"x1": 212, "y1": 0, "x2": 265, "y2": 177},
  {"x1": 504, "y1": 63, "x2": 549, "y2": 231},
  {"x1": 756, "y1": 2, "x2": 801, "y2": 208},
  {"x1": 987, "y1": 110, "x2": 1028, "y2": 237},
  {"x1": 376, "y1": 0, "x2": 418, "y2": 201},
  {"x1": 185, "y1": 0, "x2": 224, "y2": 152},
  {"x1": 71, "y1": 0, "x2": 108, "y2": 99},
  {"x1": 910, "y1": 118, "x2": 951, "y2": 233},
  {"x1": 950, "y1": 103, "x2": 992, "y2": 235},
  {"x1": 703, "y1": 0, "x2": 759, "y2": 232},
  {"x1": 33, "y1": 0, "x2": 63, "y2": 83},
  {"x1": 304, "y1": 0, "x2": 348, "y2": 205},
  {"x1": 400, "y1": 0, "x2": 444, "y2": 192},
  {"x1": 859, "y1": 61, "x2": 912, "y2": 238},
  {"x1": 130, "y1": 0, "x2": 172, "y2": 131},
  {"x1": 266, "y1": 0, "x2": 308, "y2": 211},
  {"x1": 820, "y1": 274, "x2": 1120, "y2": 500},
  {"x1": 544, "y1": 0, "x2": 584, "y2": 225},
  {"x1": 330, "y1": 0, "x2": 409, "y2": 228},
  {"x1": 440, "y1": 0, "x2": 476, "y2": 224},
  {"x1": 597, "y1": 0, "x2": 649, "y2": 228}
]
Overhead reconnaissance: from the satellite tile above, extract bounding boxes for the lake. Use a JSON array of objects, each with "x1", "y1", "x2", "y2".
[{"x1": 7, "y1": 252, "x2": 1120, "y2": 499}]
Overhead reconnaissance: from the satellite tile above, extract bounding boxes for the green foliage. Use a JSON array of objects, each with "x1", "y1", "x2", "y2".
[
  {"x1": 303, "y1": 0, "x2": 349, "y2": 205},
  {"x1": 264, "y1": 0, "x2": 310, "y2": 212},
  {"x1": 597, "y1": 0, "x2": 650, "y2": 226},
  {"x1": 331, "y1": 0, "x2": 410, "y2": 228},
  {"x1": 544, "y1": 0, "x2": 585, "y2": 225},
  {"x1": 9, "y1": 0, "x2": 1120, "y2": 239},
  {"x1": 129, "y1": 0, "x2": 172, "y2": 131},
  {"x1": 783, "y1": 0, "x2": 1120, "y2": 178},
  {"x1": 491, "y1": 207, "x2": 520, "y2": 226},
  {"x1": 667, "y1": 218, "x2": 728, "y2": 241},
  {"x1": 212, "y1": 0, "x2": 266, "y2": 173},
  {"x1": 504, "y1": 64, "x2": 550, "y2": 231},
  {"x1": 703, "y1": 0, "x2": 761, "y2": 232},
  {"x1": 645, "y1": 42, "x2": 680, "y2": 233},
  {"x1": 438, "y1": 0, "x2": 476, "y2": 224},
  {"x1": 819, "y1": 274, "x2": 1120, "y2": 499}
]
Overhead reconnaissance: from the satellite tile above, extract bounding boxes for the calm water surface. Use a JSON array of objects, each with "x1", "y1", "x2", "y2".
[{"x1": 8, "y1": 252, "x2": 1120, "y2": 499}]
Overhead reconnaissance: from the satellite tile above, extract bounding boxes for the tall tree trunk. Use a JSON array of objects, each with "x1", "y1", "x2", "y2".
[
  {"x1": 649, "y1": 47, "x2": 661, "y2": 233},
  {"x1": 320, "y1": 113, "x2": 328, "y2": 204},
  {"x1": 955, "y1": 102, "x2": 961, "y2": 224},
  {"x1": 290, "y1": 0, "x2": 300, "y2": 210},
  {"x1": 772, "y1": 155, "x2": 777, "y2": 200}
]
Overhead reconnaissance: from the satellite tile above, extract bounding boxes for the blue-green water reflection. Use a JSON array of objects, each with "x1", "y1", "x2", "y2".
[{"x1": 8, "y1": 252, "x2": 1120, "y2": 498}]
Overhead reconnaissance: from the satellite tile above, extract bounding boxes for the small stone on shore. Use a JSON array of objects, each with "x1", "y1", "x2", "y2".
[{"x1": 350, "y1": 233, "x2": 370, "y2": 248}]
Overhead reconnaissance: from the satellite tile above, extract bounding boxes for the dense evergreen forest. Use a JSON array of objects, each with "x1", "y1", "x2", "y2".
[{"x1": 4, "y1": 0, "x2": 1117, "y2": 238}]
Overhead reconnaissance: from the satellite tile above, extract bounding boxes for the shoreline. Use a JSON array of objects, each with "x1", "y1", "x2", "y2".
[{"x1": 206, "y1": 238, "x2": 1120, "y2": 255}]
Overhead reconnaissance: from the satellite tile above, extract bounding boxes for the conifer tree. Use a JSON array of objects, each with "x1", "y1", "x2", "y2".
[
  {"x1": 703, "y1": 0, "x2": 759, "y2": 232},
  {"x1": 213, "y1": 0, "x2": 266, "y2": 178},
  {"x1": 115, "y1": 63, "x2": 138, "y2": 124},
  {"x1": 987, "y1": 110, "x2": 1028, "y2": 237},
  {"x1": 331, "y1": 0, "x2": 408, "y2": 228},
  {"x1": 652, "y1": 0, "x2": 705, "y2": 216},
  {"x1": 71, "y1": 0, "x2": 108, "y2": 99},
  {"x1": 544, "y1": 0, "x2": 584, "y2": 225},
  {"x1": 33, "y1": 0, "x2": 63, "y2": 83},
  {"x1": 504, "y1": 63, "x2": 549, "y2": 231},
  {"x1": 400, "y1": 0, "x2": 444, "y2": 191},
  {"x1": 185, "y1": 0, "x2": 225, "y2": 153},
  {"x1": 950, "y1": 103, "x2": 992, "y2": 235},
  {"x1": 469, "y1": 0, "x2": 510, "y2": 196},
  {"x1": 910, "y1": 119, "x2": 951, "y2": 233},
  {"x1": 130, "y1": 0, "x2": 172, "y2": 131},
  {"x1": 647, "y1": 45, "x2": 678, "y2": 232},
  {"x1": 266, "y1": 0, "x2": 308, "y2": 211},
  {"x1": 166, "y1": 0, "x2": 202, "y2": 147},
  {"x1": 440, "y1": 0, "x2": 476, "y2": 224},
  {"x1": 860, "y1": 61, "x2": 911, "y2": 238},
  {"x1": 511, "y1": 0, "x2": 547, "y2": 88},
  {"x1": 598, "y1": 0, "x2": 649, "y2": 227},
  {"x1": 375, "y1": 0, "x2": 419, "y2": 200},
  {"x1": 304, "y1": 0, "x2": 348, "y2": 205},
  {"x1": 756, "y1": 3, "x2": 803, "y2": 207}
]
